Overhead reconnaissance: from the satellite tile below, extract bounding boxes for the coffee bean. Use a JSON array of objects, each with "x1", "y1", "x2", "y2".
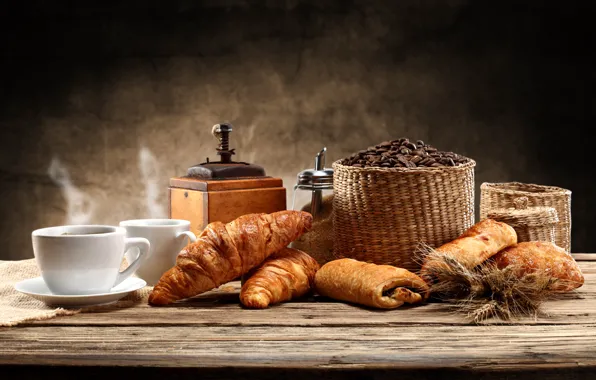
[
  {"x1": 341, "y1": 138, "x2": 468, "y2": 168},
  {"x1": 404, "y1": 142, "x2": 417, "y2": 150},
  {"x1": 419, "y1": 157, "x2": 432, "y2": 166},
  {"x1": 439, "y1": 158, "x2": 451, "y2": 165},
  {"x1": 397, "y1": 156, "x2": 410, "y2": 166}
]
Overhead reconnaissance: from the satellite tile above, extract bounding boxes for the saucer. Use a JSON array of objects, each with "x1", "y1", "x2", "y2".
[{"x1": 14, "y1": 277, "x2": 147, "y2": 308}]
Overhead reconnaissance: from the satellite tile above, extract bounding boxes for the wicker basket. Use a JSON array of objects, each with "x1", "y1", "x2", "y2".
[
  {"x1": 480, "y1": 182, "x2": 571, "y2": 251},
  {"x1": 332, "y1": 159, "x2": 476, "y2": 272},
  {"x1": 487, "y1": 197, "x2": 559, "y2": 244}
]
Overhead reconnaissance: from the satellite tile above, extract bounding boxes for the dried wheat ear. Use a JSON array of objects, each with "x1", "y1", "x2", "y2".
[{"x1": 420, "y1": 249, "x2": 578, "y2": 324}]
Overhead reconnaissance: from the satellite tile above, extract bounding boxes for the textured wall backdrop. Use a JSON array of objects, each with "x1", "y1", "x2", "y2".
[{"x1": 0, "y1": 0, "x2": 593, "y2": 259}]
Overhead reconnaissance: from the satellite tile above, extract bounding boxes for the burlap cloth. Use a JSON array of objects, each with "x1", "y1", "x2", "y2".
[{"x1": 0, "y1": 259, "x2": 152, "y2": 327}]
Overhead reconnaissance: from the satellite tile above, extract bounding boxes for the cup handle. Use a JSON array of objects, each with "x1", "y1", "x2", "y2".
[
  {"x1": 114, "y1": 237, "x2": 150, "y2": 287},
  {"x1": 176, "y1": 230, "x2": 197, "y2": 243}
]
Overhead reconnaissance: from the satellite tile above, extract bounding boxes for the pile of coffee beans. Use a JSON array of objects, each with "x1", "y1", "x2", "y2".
[{"x1": 340, "y1": 138, "x2": 470, "y2": 168}]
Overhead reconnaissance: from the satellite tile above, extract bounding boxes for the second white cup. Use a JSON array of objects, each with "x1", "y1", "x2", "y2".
[{"x1": 119, "y1": 219, "x2": 197, "y2": 285}]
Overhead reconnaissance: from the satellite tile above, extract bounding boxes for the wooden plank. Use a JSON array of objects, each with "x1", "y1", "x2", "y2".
[
  {"x1": 169, "y1": 177, "x2": 283, "y2": 191},
  {"x1": 1, "y1": 324, "x2": 596, "y2": 369},
  {"x1": 21, "y1": 297, "x2": 595, "y2": 327},
  {"x1": 573, "y1": 253, "x2": 595, "y2": 261},
  {"x1": 2, "y1": 259, "x2": 596, "y2": 376},
  {"x1": 22, "y1": 268, "x2": 596, "y2": 327},
  {"x1": 17, "y1": 261, "x2": 596, "y2": 327}
]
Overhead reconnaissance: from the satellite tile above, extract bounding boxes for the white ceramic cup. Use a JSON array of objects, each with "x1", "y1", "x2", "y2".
[
  {"x1": 31, "y1": 225, "x2": 150, "y2": 295},
  {"x1": 119, "y1": 219, "x2": 197, "y2": 285}
]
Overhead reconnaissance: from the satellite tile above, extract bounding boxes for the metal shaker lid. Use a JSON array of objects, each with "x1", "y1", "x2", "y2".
[{"x1": 295, "y1": 147, "x2": 334, "y2": 190}]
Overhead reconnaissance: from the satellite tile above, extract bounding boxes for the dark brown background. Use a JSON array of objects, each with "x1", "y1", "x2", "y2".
[{"x1": 0, "y1": 0, "x2": 593, "y2": 260}]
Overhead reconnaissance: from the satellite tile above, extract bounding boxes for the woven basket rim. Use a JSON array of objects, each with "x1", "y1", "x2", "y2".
[
  {"x1": 332, "y1": 157, "x2": 476, "y2": 173},
  {"x1": 480, "y1": 182, "x2": 571, "y2": 196},
  {"x1": 487, "y1": 206, "x2": 559, "y2": 226}
]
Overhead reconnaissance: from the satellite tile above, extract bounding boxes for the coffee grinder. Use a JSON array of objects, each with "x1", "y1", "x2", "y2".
[{"x1": 169, "y1": 122, "x2": 287, "y2": 235}]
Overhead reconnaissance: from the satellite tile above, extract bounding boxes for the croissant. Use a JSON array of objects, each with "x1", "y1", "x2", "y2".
[
  {"x1": 420, "y1": 218, "x2": 517, "y2": 284},
  {"x1": 148, "y1": 210, "x2": 313, "y2": 305},
  {"x1": 493, "y1": 241, "x2": 584, "y2": 291},
  {"x1": 240, "y1": 248, "x2": 320, "y2": 308},
  {"x1": 314, "y1": 258, "x2": 429, "y2": 309}
]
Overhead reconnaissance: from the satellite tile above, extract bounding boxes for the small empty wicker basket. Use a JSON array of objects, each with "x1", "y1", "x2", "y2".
[
  {"x1": 333, "y1": 159, "x2": 476, "y2": 272},
  {"x1": 487, "y1": 197, "x2": 559, "y2": 244},
  {"x1": 480, "y1": 182, "x2": 571, "y2": 251}
]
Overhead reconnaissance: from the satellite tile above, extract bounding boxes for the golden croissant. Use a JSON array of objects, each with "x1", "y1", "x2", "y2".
[
  {"x1": 148, "y1": 210, "x2": 313, "y2": 305},
  {"x1": 240, "y1": 247, "x2": 320, "y2": 308}
]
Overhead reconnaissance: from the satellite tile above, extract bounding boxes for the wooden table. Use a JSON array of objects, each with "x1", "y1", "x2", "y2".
[{"x1": 2, "y1": 255, "x2": 596, "y2": 380}]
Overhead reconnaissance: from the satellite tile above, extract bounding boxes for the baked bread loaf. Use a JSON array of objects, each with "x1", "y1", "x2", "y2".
[
  {"x1": 314, "y1": 258, "x2": 429, "y2": 309},
  {"x1": 421, "y1": 218, "x2": 517, "y2": 283},
  {"x1": 148, "y1": 210, "x2": 313, "y2": 305},
  {"x1": 240, "y1": 248, "x2": 319, "y2": 308},
  {"x1": 493, "y1": 241, "x2": 584, "y2": 291}
]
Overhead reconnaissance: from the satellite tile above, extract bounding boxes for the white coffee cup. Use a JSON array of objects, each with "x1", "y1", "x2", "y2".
[
  {"x1": 119, "y1": 219, "x2": 197, "y2": 285},
  {"x1": 31, "y1": 225, "x2": 150, "y2": 295}
]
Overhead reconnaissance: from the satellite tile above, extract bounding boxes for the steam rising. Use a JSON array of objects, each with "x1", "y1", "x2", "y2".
[
  {"x1": 48, "y1": 157, "x2": 97, "y2": 225},
  {"x1": 138, "y1": 146, "x2": 167, "y2": 218}
]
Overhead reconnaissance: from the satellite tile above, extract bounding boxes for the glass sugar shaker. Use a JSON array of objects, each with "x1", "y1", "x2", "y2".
[{"x1": 290, "y1": 147, "x2": 335, "y2": 265}]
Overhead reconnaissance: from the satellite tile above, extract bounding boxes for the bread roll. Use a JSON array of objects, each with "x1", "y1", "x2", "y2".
[
  {"x1": 493, "y1": 241, "x2": 584, "y2": 291},
  {"x1": 314, "y1": 258, "x2": 429, "y2": 309},
  {"x1": 421, "y1": 218, "x2": 517, "y2": 283}
]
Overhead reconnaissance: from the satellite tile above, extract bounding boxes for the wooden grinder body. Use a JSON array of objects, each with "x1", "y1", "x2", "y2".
[{"x1": 169, "y1": 177, "x2": 287, "y2": 236}]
